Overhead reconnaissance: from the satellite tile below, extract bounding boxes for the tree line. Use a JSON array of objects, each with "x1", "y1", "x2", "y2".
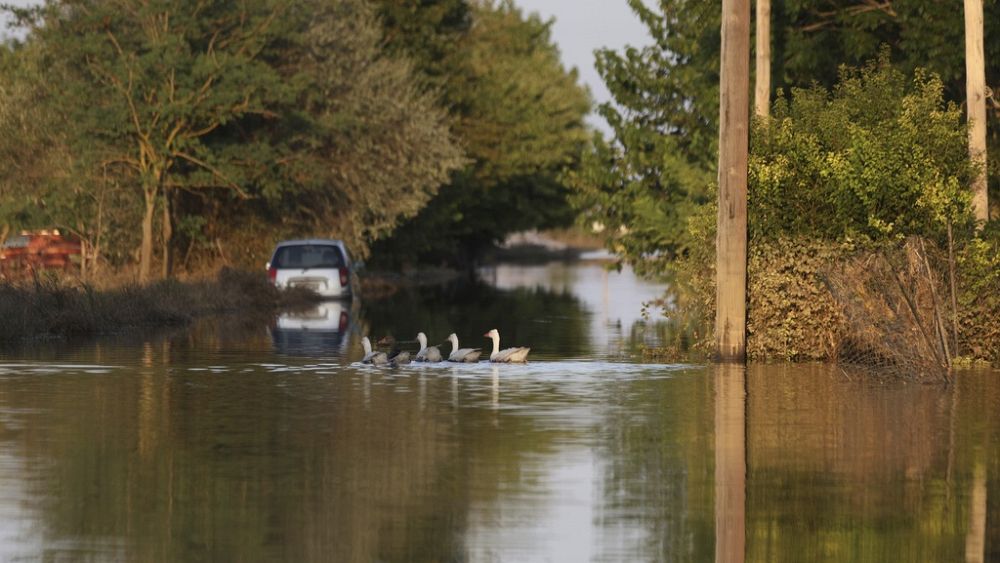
[
  {"x1": 566, "y1": 0, "x2": 999, "y2": 364},
  {"x1": 569, "y1": 0, "x2": 999, "y2": 274},
  {"x1": 0, "y1": 0, "x2": 590, "y2": 281}
]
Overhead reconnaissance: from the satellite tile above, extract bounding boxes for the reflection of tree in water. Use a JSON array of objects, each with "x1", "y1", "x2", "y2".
[
  {"x1": 362, "y1": 278, "x2": 591, "y2": 359},
  {"x1": 0, "y1": 355, "x2": 572, "y2": 560},
  {"x1": 594, "y1": 371, "x2": 716, "y2": 561},
  {"x1": 744, "y1": 365, "x2": 1000, "y2": 563}
]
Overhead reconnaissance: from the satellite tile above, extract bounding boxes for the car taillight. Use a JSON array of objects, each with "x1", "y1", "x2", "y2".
[
  {"x1": 339, "y1": 267, "x2": 348, "y2": 287},
  {"x1": 268, "y1": 267, "x2": 277, "y2": 283}
]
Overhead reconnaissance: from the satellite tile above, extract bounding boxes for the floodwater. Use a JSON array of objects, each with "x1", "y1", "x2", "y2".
[{"x1": 1, "y1": 262, "x2": 998, "y2": 562}]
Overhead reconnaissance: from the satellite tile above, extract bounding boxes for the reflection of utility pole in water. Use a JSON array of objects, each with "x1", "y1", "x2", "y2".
[
  {"x1": 601, "y1": 267, "x2": 609, "y2": 324},
  {"x1": 965, "y1": 460, "x2": 987, "y2": 563},
  {"x1": 715, "y1": 364, "x2": 746, "y2": 563},
  {"x1": 491, "y1": 366, "x2": 500, "y2": 407},
  {"x1": 419, "y1": 375, "x2": 427, "y2": 412},
  {"x1": 492, "y1": 366, "x2": 500, "y2": 428},
  {"x1": 363, "y1": 372, "x2": 371, "y2": 410}
]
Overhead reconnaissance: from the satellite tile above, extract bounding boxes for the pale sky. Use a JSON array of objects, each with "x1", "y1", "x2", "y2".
[
  {"x1": 2, "y1": 0, "x2": 653, "y2": 132},
  {"x1": 513, "y1": 0, "x2": 653, "y2": 132}
]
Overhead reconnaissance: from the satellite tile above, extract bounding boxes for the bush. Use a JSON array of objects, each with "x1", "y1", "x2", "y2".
[
  {"x1": 955, "y1": 225, "x2": 1000, "y2": 364},
  {"x1": 751, "y1": 51, "x2": 974, "y2": 244},
  {"x1": 0, "y1": 269, "x2": 316, "y2": 343},
  {"x1": 661, "y1": 54, "x2": 996, "y2": 366}
]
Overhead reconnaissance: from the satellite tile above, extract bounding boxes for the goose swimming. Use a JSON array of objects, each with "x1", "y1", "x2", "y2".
[
  {"x1": 446, "y1": 333, "x2": 481, "y2": 363},
  {"x1": 483, "y1": 329, "x2": 530, "y2": 363},
  {"x1": 378, "y1": 335, "x2": 412, "y2": 367},
  {"x1": 361, "y1": 336, "x2": 388, "y2": 366},
  {"x1": 415, "y1": 332, "x2": 443, "y2": 362}
]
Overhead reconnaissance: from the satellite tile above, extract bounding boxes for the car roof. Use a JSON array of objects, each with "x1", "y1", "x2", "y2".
[
  {"x1": 274, "y1": 239, "x2": 347, "y2": 248},
  {"x1": 271, "y1": 239, "x2": 351, "y2": 262}
]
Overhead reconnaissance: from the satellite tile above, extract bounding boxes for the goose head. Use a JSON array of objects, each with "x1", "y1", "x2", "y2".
[
  {"x1": 484, "y1": 329, "x2": 500, "y2": 354},
  {"x1": 416, "y1": 332, "x2": 428, "y2": 349},
  {"x1": 361, "y1": 336, "x2": 373, "y2": 354},
  {"x1": 446, "y1": 333, "x2": 459, "y2": 349}
]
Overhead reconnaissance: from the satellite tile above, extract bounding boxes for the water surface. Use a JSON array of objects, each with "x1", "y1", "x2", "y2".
[{"x1": 0, "y1": 263, "x2": 997, "y2": 561}]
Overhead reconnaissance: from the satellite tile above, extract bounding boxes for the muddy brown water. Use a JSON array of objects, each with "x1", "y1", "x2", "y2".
[{"x1": 0, "y1": 262, "x2": 997, "y2": 561}]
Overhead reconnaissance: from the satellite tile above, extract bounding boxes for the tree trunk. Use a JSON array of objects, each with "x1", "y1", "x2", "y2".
[
  {"x1": 161, "y1": 188, "x2": 174, "y2": 279},
  {"x1": 716, "y1": 0, "x2": 751, "y2": 363},
  {"x1": 139, "y1": 183, "x2": 157, "y2": 284},
  {"x1": 965, "y1": 0, "x2": 989, "y2": 224},
  {"x1": 754, "y1": 0, "x2": 771, "y2": 119}
]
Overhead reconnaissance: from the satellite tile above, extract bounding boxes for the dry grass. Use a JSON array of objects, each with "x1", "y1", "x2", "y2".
[{"x1": 0, "y1": 268, "x2": 322, "y2": 343}]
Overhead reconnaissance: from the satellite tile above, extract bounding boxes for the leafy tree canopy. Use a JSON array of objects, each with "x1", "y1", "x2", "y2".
[
  {"x1": 571, "y1": 0, "x2": 999, "y2": 275},
  {"x1": 752, "y1": 54, "x2": 974, "y2": 243},
  {"x1": 0, "y1": 0, "x2": 464, "y2": 276},
  {"x1": 369, "y1": 0, "x2": 591, "y2": 268}
]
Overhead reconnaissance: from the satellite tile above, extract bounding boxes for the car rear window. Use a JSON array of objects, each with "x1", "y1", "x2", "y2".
[{"x1": 272, "y1": 245, "x2": 344, "y2": 269}]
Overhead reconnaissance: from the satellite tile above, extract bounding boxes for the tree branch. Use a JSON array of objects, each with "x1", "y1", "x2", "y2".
[{"x1": 172, "y1": 151, "x2": 250, "y2": 198}]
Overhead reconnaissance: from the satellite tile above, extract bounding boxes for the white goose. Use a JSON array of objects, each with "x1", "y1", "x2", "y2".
[
  {"x1": 361, "y1": 336, "x2": 388, "y2": 366},
  {"x1": 446, "y1": 333, "x2": 481, "y2": 363},
  {"x1": 483, "y1": 329, "x2": 530, "y2": 363},
  {"x1": 415, "y1": 332, "x2": 443, "y2": 362}
]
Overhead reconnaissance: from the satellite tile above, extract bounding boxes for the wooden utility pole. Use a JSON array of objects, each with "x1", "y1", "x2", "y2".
[
  {"x1": 966, "y1": 0, "x2": 989, "y2": 223},
  {"x1": 716, "y1": 0, "x2": 750, "y2": 363},
  {"x1": 754, "y1": 0, "x2": 771, "y2": 119}
]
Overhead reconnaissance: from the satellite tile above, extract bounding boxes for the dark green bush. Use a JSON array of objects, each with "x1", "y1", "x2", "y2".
[{"x1": 751, "y1": 52, "x2": 974, "y2": 244}]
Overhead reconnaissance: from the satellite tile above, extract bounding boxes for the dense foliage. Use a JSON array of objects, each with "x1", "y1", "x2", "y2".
[
  {"x1": 752, "y1": 54, "x2": 974, "y2": 243},
  {"x1": 658, "y1": 58, "x2": 995, "y2": 363},
  {"x1": 566, "y1": 0, "x2": 718, "y2": 276},
  {"x1": 572, "y1": 0, "x2": 1000, "y2": 274},
  {"x1": 369, "y1": 0, "x2": 591, "y2": 268},
  {"x1": 1, "y1": 0, "x2": 585, "y2": 278}
]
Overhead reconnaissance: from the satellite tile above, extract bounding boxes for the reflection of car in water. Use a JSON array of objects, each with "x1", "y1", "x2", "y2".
[{"x1": 270, "y1": 301, "x2": 353, "y2": 355}]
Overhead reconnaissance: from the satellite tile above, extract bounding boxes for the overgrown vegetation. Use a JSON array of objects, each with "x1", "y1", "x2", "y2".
[
  {"x1": 583, "y1": 50, "x2": 1000, "y2": 368},
  {"x1": 0, "y1": 269, "x2": 319, "y2": 343},
  {"x1": 369, "y1": 0, "x2": 591, "y2": 268},
  {"x1": 0, "y1": 0, "x2": 588, "y2": 279}
]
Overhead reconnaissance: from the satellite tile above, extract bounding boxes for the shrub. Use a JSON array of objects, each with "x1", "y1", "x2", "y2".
[
  {"x1": 750, "y1": 51, "x2": 974, "y2": 244},
  {"x1": 662, "y1": 54, "x2": 991, "y2": 365}
]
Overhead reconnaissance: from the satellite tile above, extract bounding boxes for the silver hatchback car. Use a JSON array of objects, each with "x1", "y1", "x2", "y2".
[{"x1": 266, "y1": 239, "x2": 357, "y2": 299}]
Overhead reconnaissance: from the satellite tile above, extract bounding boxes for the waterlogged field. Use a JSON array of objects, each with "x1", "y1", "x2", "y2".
[{"x1": 0, "y1": 263, "x2": 998, "y2": 561}]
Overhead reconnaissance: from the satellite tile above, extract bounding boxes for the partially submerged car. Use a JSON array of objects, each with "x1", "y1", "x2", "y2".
[
  {"x1": 0, "y1": 230, "x2": 82, "y2": 279},
  {"x1": 266, "y1": 239, "x2": 358, "y2": 299}
]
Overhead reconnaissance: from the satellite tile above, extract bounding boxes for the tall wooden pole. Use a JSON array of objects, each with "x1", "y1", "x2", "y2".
[
  {"x1": 716, "y1": 0, "x2": 750, "y2": 363},
  {"x1": 965, "y1": 0, "x2": 989, "y2": 223},
  {"x1": 754, "y1": 0, "x2": 771, "y2": 119}
]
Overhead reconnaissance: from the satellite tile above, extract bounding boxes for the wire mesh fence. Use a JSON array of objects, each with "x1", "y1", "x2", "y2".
[{"x1": 822, "y1": 237, "x2": 953, "y2": 383}]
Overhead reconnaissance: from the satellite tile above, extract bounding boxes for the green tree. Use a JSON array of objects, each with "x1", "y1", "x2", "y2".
[
  {"x1": 566, "y1": 0, "x2": 719, "y2": 275},
  {"x1": 0, "y1": 41, "x2": 140, "y2": 275},
  {"x1": 571, "y1": 0, "x2": 999, "y2": 273},
  {"x1": 9, "y1": 0, "x2": 302, "y2": 282},
  {"x1": 211, "y1": 0, "x2": 465, "y2": 262},
  {"x1": 751, "y1": 55, "x2": 974, "y2": 243},
  {"x1": 370, "y1": 0, "x2": 591, "y2": 268},
  {"x1": 1, "y1": 0, "x2": 463, "y2": 275}
]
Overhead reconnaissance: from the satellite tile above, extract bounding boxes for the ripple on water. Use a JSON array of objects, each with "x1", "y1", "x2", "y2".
[
  {"x1": 0, "y1": 363, "x2": 117, "y2": 376},
  {"x1": 346, "y1": 359, "x2": 698, "y2": 381}
]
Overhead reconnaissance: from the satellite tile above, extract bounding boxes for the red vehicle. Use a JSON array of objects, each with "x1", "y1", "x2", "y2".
[{"x1": 0, "y1": 230, "x2": 82, "y2": 278}]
